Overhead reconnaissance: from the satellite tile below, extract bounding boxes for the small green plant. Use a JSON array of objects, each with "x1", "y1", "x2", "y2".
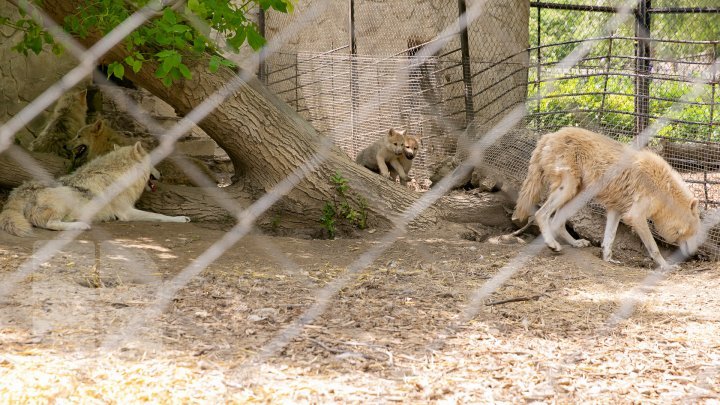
[
  {"x1": 319, "y1": 171, "x2": 368, "y2": 238},
  {"x1": 319, "y1": 202, "x2": 337, "y2": 239}
]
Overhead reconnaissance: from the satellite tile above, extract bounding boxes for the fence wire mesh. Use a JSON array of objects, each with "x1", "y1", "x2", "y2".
[{"x1": 1, "y1": 0, "x2": 720, "y2": 401}]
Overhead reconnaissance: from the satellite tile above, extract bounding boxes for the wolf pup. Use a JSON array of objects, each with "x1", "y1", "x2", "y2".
[
  {"x1": 355, "y1": 128, "x2": 409, "y2": 184},
  {"x1": 0, "y1": 142, "x2": 190, "y2": 237},
  {"x1": 69, "y1": 118, "x2": 219, "y2": 186},
  {"x1": 29, "y1": 89, "x2": 88, "y2": 159},
  {"x1": 512, "y1": 127, "x2": 700, "y2": 270},
  {"x1": 389, "y1": 134, "x2": 420, "y2": 185}
]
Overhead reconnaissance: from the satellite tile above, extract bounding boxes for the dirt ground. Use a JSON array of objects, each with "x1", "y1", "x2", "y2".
[{"x1": 0, "y1": 217, "x2": 719, "y2": 403}]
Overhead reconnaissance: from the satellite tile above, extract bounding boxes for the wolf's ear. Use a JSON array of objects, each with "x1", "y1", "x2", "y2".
[
  {"x1": 92, "y1": 119, "x2": 104, "y2": 133},
  {"x1": 132, "y1": 141, "x2": 144, "y2": 155},
  {"x1": 396, "y1": 129, "x2": 407, "y2": 136},
  {"x1": 77, "y1": 89, "x2": 88, "y2": 104},
  {"x1": 690, "y1": 198, "x2": 699, "y2": 213}
]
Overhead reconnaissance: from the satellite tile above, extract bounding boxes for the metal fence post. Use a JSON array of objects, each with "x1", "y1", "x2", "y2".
[
  {"x1": 634, "y1": 0, "x2": 652, "y2": 134},
  {"x1": 258, "y1": 7, "x2": 267, "y2": 84},
  {"x1": 349, "y1": 0, "x2": 359, "y2": 149},
  {"x1": 458, "y1": 0, "x2": 475, "y2": 128}
]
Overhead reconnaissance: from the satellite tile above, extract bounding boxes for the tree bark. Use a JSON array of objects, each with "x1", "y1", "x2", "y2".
[
  {"x1": 0, "y1": 145, "x2": 70, "y2": 187},
  {"x1": 28, "y1": 1, "x2": 440, "y2": 233}
]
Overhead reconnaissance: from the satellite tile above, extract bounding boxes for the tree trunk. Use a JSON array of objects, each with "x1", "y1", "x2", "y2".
[
  {"x1": 30, "y1": 1, "x2": 440, "y2": 234},
  {"x1": 0, "y1": 145, "x2": 70, "y2": 187}
]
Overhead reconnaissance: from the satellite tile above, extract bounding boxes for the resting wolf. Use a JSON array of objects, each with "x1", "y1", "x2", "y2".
[
  {"x1": 29, "y1": 89, "x2": 88, "y2": 159},
  {"x1": 69, "y1": 118, "x2": 220, "y2": 186},
  {"x1": 512, "y1": 127, "x2": 700, "y2": 269},
  {"x1": 0, "y1": 142, "x2": 190, "y2": 236}
]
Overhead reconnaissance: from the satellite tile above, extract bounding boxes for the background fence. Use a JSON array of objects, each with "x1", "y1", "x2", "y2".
[
  {"x1": 261, "y1": 0, "x2": 529, "y2": 186},
  {"x1": 259, "y1": 1, "x2": 720, "y2": 194}
]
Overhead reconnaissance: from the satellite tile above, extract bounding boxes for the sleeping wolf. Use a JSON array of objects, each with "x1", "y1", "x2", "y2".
[
  {"x1": 0, "y1": 142, "x2": 190, "y2": 237},
  {"x1": 355, "y1": 128, "x2": 409, "y2": 184},
  {"x1": 29, "y1": 89, "x2": 88, "y2": 158},
  {"x1": 69, "y1": 118, "x2": 219, "y2": 186},
  {"x1": 512, "y1": 127, "x2": 700, "y2": 269}
]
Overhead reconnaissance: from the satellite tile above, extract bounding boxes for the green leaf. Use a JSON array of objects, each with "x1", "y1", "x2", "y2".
[
  {"x1": 246, "y1": 26, "x2": 266, "y2": 51},
  {"x1": 113, "y1": 63, "x2": 125, "y2": 80},
  {"x1": 178, "y1": 63, "x2": 192, "y2": 79},
  {"x1": 170, "y1": 24, "x2": 190, "y2": 33},
  {"x1": 162, "y1": 8, "x2": 177, "y2": 25},
  {"x1": 209, "y1": 55, "x2": 221, "y2": 73},
  {"x1": 227, "y1": 28, "x2": 246, "y2": 51}
]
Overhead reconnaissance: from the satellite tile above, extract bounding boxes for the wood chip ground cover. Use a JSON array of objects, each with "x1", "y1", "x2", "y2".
[{"x1": 0, "y1": 222, "x2": 718, "y2": 403}]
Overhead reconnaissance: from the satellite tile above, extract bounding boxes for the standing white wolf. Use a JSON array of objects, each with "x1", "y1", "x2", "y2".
[
  {"x1": 0, "y1": 142, "x2": 190, "y2": 237},
  {"x1": 512, "y1": 127, "x2": 700, "y2": 269}
]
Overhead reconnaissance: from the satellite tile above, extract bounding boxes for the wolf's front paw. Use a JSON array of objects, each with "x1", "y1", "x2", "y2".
[
  {"x1": 659, "y1": 263, "x2": 680, "y2": 272},
  {"x1": 603, "y1": 257, "x2": 622, "y2": 265},
  {"x1": 179, "y1": 216, "x2": 191, "y2": 223},
  {"x1": 546, "y1": 240, "x2": 563, "y2": 253}
]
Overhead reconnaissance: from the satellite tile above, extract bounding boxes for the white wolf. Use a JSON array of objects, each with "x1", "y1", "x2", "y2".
[
  {"x1": 512, "y1": 127, "x2": 700, "y2": 269},
  {"x1": 0, "y1": 142, "x2": 190, "y2": 236}
]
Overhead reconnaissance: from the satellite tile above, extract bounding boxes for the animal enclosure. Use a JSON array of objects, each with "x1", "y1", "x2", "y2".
[
  {"x1": 261, "y1": 0, "x2": 720, "y2": 257},
  {"x1": 2, "y1": 1, "x2": 720, "y2": 402}
]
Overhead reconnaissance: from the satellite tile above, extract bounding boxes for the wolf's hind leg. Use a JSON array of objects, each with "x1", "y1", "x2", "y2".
[
  {"x1": 117, "y1": 208, "x2": 190, "y2": 223},
  {"x1": 44, "y1": 220, "x2": 91, "y2": 231},
  {"x1": 554, "y1": 220, "x2": 591, "y2": 248},
  {"x1": 534, "y1": 171, "x2": 578, "y2": 252}
]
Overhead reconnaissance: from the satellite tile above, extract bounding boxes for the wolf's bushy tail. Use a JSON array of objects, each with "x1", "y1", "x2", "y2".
[
  {"x1": 0, "y1": 194, "x2": 33, "y2": 237},
  {"x1": 512, "y1": 137, "x2": 546, "y2": 222}
]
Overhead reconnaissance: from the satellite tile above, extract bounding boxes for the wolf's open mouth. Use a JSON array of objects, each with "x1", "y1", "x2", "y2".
[
  {"x1": 73, "y1": 144, "x2": 87, "y2": 160},
  {"x1": 147, "y1": 173, "x2": 159, "y2": 192}
]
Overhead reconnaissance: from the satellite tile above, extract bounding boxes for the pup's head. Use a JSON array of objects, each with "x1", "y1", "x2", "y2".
[
  {"x1": 402, "y1": 134, "x2": 420, "y2": 160},
  {"x1": 654, "y1": 197, "x2": 701, "y2": 257},
  {"x1": 386, "y1": 128, "x2": 406, "y2": 156},
  {"x1": 69, "y1": 119, "x2": 113, "y2": 169}
]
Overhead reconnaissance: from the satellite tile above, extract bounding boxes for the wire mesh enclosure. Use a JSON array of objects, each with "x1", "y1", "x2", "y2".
[
  {"x1": 262, "y1": 0, "x2": 529, "y2": 186},
  {"x1": 261, "y1": 0, "x2": 720, "y2": 258}
]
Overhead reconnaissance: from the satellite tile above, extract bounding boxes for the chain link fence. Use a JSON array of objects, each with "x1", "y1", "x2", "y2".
[
  {"x1": 2, "y1": 1, "x2": 720, "y2": 401},
  {"x1": 262, "y1": 0, "x2": 529, "y2": 186}
]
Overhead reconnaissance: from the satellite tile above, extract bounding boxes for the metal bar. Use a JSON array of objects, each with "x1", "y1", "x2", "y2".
[
  {"x1": 706, "y1": 44, "x2": 718, "y2": 209},
  {"x1": 529, "y1": 2, "x2": 621, "y2": 13},
  {"x1": 349, "y1": 0, "x2": 359, "y2": 151},
  {"x1": 458, "y1": 0, "x2": 475, "y2": 127},
  {"x1": 530, "y1": 2, "x2": 720, "y2": 14},
  {"x1": 534, "y1": 5, "x2": 542, "y2": 128},
  {"x1": 257, "y1": 7, "x2": 267, "y2": 84},
  {"x1": 634, "y1": 0, "x2": 652, "y2": 135},
  {"x1": 530, "y1": 108, "x2": 712, "y2": 127},
  {"x1": 648, "y1": 7, "x2": 720, "y2": 14},
  {"x1": 599, "y1": 34, "x2": 615, "y2": 123}
]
